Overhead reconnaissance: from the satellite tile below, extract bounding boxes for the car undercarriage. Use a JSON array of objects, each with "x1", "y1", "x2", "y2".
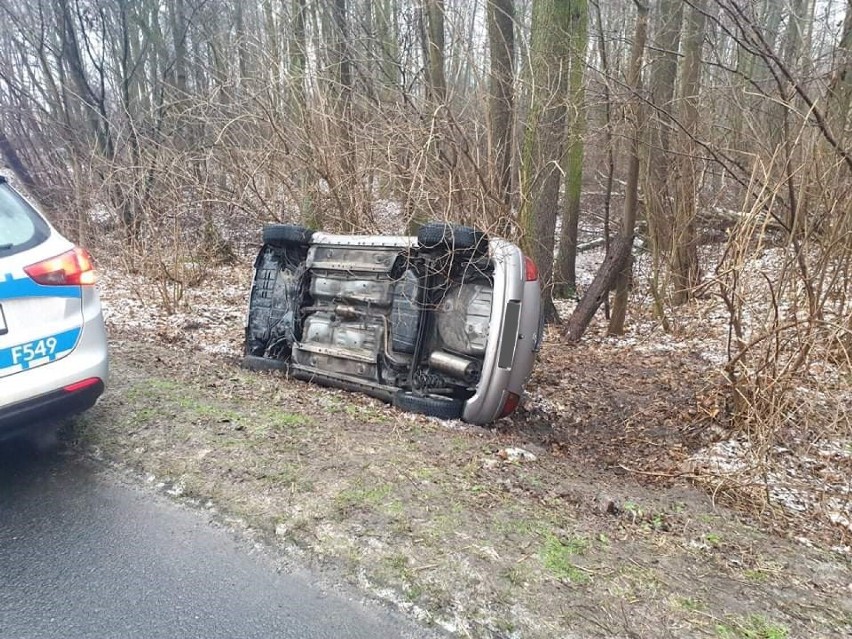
[{"x1": 245, "y1": 223, "x2": 540, "y2": 423}]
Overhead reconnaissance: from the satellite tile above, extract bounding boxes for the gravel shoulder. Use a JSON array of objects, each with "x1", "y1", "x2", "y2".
[{"x1": 73, "y1": 336, "x2": 852, "y2": 639}]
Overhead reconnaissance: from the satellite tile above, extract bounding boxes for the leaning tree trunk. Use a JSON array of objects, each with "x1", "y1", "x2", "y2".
[
  {"x1": 608, "y1": 0, "x2": 649, "y2": 334},
  {"x1": 565, "y1": 0, "x2": 649, "y2": 341}
]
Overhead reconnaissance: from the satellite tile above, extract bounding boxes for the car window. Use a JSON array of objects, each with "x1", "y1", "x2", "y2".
[{"x1": 0, "y1": 181, "x2": 50, "y2": 256}]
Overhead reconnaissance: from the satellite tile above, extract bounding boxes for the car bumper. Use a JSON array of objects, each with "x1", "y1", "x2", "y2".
[
  {"x1": 0, "y1": 303, "x2": 108, "y2": 439},
  {"x1": 0, "y1": 378, "x2": 105, "y2": 441},
  {"x1": 462, "y1": 240, "x2": 541, "y2": 424}
]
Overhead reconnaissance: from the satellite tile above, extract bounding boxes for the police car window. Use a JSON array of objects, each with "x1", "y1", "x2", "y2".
[{"x1": 0, "y1": 183, "x2": 49, "y2": 255}]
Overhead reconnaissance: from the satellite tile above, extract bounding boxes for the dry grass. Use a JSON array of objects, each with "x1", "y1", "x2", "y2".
[{"x1": 70, "y1": 336, "x2": 852, "y2": 638}]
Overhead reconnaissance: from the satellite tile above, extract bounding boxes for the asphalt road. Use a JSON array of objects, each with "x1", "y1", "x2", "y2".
[{"x1": 0, "y1": 443, "x2": 441, "y2": 639}]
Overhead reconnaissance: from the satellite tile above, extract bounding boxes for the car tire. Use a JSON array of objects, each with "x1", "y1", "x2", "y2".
[
  {"x1": 393, "y1": 391, "x2": 464, "y2": 420},
  {"x1": 417, "y1": 222, "x2": 487, "y2": 255},
  {"x1": 263, "y1": 224, "x2": 313, "y2": 247}
]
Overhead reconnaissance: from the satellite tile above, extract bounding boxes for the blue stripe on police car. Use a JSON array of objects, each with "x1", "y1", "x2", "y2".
[{"x1": 0, "y1": 272, "x2": 82, "y2": 301}]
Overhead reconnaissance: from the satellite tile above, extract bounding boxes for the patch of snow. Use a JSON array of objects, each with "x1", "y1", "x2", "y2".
[
  {"x1": 356, "y1": 569, "x2": 456, "y2": 631},
  {"x1": 498, "y1": 447, "x2": 537, "y2": 462},
  {"x1": 87, "y1": 205, "x2": 113, "y2": 225},
  {"x1": 165, "y1": 481, "x2": 185, "y2": 497},
  {"x1": 691, "y1": 437, "x2": 852, "y2": 553}
]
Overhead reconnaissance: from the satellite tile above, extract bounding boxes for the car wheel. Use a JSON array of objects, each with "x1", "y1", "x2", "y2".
[
  {"x1": 392, "y1": 390, "x2": 465, "y2": 420},
  {"x1": 417, "y1": 222, "x2": 487, "y2": 255},
  {"x1": 262, "y1": 224, "x2": 313, "y2": 247}
]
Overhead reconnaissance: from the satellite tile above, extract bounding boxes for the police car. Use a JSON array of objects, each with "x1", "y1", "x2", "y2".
[{"x1": 0, "y1": 176, "x2": 108, "y2": 443}]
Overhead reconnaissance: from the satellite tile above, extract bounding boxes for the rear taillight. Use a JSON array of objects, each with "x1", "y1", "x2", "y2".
[
  {"x1": 24, "y1": 247, "x2": 97, "y2": 286},
  {"x1": 499, "y1": 392, "x2": 521, "y2": 419},
  {"x1": 524, "y1": 256, "x2": 539, "y2": 281},
  {"x1": 64, "y1": 377, "x2": 102, "y2": 393}
]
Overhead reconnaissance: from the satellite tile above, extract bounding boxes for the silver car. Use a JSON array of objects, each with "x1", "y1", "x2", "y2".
[
  {"x1": 245, "y1": 222, "x2": 542, "y2": 424},
  {"x1": 0, "y1": 176, "x2": 108, "y2": 443}
]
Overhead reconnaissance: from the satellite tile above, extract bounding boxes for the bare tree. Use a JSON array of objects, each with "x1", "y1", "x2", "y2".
[
  {"x1": 670, "y1": 0, "x2": 707, "y2": 304},
  {"x1": 487, "y1": 0, "x2": 515, "y2": 221},
  {"x1": 519, "y1": 0, "x2": 580, "y2": 319},
  {"x1": 643, "y1": 0, "x2": 682, "y2": 312},
  {"x1": 554, "y1": 0, "x2": 589, "y2": 298},
  {"x1": 566, "y1": 0, "x2": 649, "y2": 340}
]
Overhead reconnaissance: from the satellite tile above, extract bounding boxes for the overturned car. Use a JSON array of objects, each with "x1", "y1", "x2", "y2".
[{"x1": 244, "y1": 222, "x2": 542, "y2": 424}]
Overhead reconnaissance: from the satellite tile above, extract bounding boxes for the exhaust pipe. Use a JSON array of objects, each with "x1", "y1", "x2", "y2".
[{"x1": 428, "y1": 350, "x2": 480, "y2": 383}]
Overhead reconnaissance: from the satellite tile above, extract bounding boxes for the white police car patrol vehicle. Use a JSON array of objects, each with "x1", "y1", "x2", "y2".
[{"x1": 0, "y1": 176, "x2": 108, "y2": 443}]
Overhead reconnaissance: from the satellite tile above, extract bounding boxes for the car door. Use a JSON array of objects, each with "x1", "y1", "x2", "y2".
[{"x1": 0, "y1": 181, "x2": 86, "y2": 379}]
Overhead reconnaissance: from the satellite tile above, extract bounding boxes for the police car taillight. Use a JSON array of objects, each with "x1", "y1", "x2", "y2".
[{"x1": 24, "y1": 247, "x2": 97, "y2": 286}]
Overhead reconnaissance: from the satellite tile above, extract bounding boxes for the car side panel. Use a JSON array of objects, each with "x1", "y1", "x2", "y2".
[{"x1": 0, "y1": 186, "x2": 108, "y2": 420}]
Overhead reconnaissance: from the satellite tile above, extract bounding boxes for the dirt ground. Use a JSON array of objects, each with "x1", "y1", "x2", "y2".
[{"x1": 72, "y1": 327, "x2": 852, "y2": 639}]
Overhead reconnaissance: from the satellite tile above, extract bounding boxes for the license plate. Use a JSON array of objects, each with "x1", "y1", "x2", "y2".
[
  {"x1": 0, "y1": 304, "x2": 7, "y2": 336},
  {"x1": 9, "y1": 336, "x2": 59, "y2": 366},
  {"x1": 0, "y1": 327, "x2": 81, "y2": 372}
]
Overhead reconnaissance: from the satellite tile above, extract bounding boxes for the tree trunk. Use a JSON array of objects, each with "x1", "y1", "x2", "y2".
[
  {"x1": 564, "y1": 0, "x2": 648, "y2": 340},
  {"x1": 290, "y1": 0, "x2": 308, "y2": 112},
  {"x1": 331, "y1": 0, "x2": 361, "y2": 230},
  {"x1": 167, "y1": 0, "x2": 188, "y2": 95},
  {"x1": 643, "y1": 0, "x2": 682, "y2": 278},
  {"x1": 827, "y1": 0, "x2": 852, "y2": 133},
  {"x1": 487, "y1": 0, "x2": 516, "y2": 221},
  {"x1": 54, "y1": 0, "x2": 113, "y2": 160},
  {"x1": 412, "y1": 0, "x2": 448, "y2": 232},
  {"x1": 424, "y1": 0, "x2": 446, "y2": 104},
  {"x1": 0, "y1": 129, "x2": 39, "y2": 197},
  {"x1": 608, "y1": 1, "x2": 649, "y2": 335},
  {"x1": 262, "y1": 0, "x2": 281, "y2": 107},
  {"x1": 594, "y1": 0, "x2": 615, "y2": 319},
  {"x1": 518, "y1": 0, "x2": 577, "y2": 321},
  {"x1": 374, "y1": 0, "x2": 399, "y2": 91},
  {"x1": 776, "y1": 0, "x2": 809, "y2": 231},
  {"x1": 565, "y1": 234, "x2": 634, "y2": 341},
  {"x1": 554, "y1": 0, "x2": 588, "y2": 298},
  {"x1": 671, "y1": 0, "x2": 706, "y2": 305},
  {"x1": 235, "y1": 0, "x2": 250, "y2": 85}
]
